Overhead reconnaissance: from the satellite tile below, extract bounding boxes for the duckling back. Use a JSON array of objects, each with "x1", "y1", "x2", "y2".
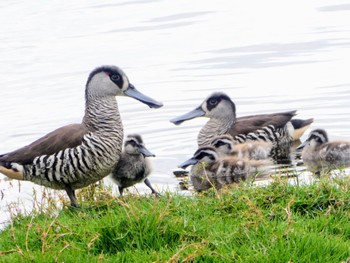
[
  {"x1": 211, "y1": 134, "x2": 273, "y2": 160},
  {"x1": 232, "y1": 141, "x2": 273, "y2": 160}
]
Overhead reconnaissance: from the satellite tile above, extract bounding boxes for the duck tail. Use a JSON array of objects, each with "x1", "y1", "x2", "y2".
[{"x1": 290, "y1": 118, "x2": 314, "y2": 141}]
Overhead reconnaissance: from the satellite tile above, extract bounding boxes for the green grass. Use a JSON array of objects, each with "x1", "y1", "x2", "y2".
[{"x1": 1, "y1": 176, "x2": 350, "y2": 262}]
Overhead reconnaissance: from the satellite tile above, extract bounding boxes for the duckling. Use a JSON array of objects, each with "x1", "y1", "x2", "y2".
[
  {"x1": 296, "y1": 129, "x2": 350, "y2": 175},
  {"x1": 0, "y1": 65, "x2": 163, "y2": 207},
  {"x1": 110, "y1": 134, "x2": 159, "y2": 196},
  {"x1": 170, "y1": 92, "x2": 301, "y2": 147},
  {"x1": 211, "y1": 134, "x2": 273, "y2": 160},
  {"x1": 178, "y1": 146, "x2": 271, "y2": 191}
]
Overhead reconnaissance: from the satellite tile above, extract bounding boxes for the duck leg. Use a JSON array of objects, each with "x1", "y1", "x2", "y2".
[
  {"x1": 144, "y1": 178, "x2": 160, "y2": 196},
  {"x1": 65, "y1": 185, "x2": 78, "y2": 208},
  {"x1": 118, "y1": 186, "x2": 124, "y2": 196}
]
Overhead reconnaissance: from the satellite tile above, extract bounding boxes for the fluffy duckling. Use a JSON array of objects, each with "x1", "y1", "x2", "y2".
[
  {"x1": 210, "y1": 134, "x2": 273, "y2": 160},
  {"x1": 297, "y1": 129, "x2": 350, "y2": 175},
  {"x1": 178, "y1": 146, "x2": 271, "y2": 191},
  {"x1": 110, "y1": 134, "x2": 159, "y2": 196}
]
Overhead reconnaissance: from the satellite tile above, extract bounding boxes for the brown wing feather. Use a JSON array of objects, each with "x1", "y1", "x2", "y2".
[
  {"x1": 228, "y1": 110, "x2": 296, "y2": 137},
  {"x1": 0, "y1": 123, "x2": 89, "y2": 165}
]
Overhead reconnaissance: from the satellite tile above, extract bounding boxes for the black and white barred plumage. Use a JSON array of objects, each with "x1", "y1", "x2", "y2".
[
  {"x1": 232, "y1": 124, "x2": 292, "y2": 145},
  {"x1": 23, "y1": 131, "x2": 120, "y2": 189}
]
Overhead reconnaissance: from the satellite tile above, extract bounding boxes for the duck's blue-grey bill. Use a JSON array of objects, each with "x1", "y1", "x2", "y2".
[
  {"x1": 178, "y1": 157, "x2": 198, "y2": 169},
  {"x1": 139, "y1": 144, "x2": 156, "y2": 157},
  {"x1": 125, "y1": 84, "x2": 163, "y2": 109},
  {"x1": 170, "y1": 107, "x2": 205, "y2": 125}
]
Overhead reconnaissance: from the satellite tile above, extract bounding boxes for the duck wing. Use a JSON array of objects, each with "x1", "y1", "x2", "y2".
[
  {"x1": 228, "y1": 110, "x2": 296, "y2": 137},
  {"x1": 0, "y1": 123, "x2": 89, "y2": 165}
]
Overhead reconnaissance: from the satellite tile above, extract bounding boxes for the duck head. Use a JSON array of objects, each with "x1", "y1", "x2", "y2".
[
  {"x1": 86, "y1": 65, "x2": 163, "y2": 108},
  {"x1": 170, "y1": 92, "x2": 236, "y2": 125}
]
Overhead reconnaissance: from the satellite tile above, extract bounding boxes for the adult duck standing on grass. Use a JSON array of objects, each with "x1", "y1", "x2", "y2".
[{"x1": 0, "y1": 65, "x2": 163, "y2": 207}]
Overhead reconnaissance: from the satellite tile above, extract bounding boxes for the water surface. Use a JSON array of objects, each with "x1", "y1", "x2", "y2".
[{"x1": 1, "y1": 0, "x2": 350, "y2": 228}]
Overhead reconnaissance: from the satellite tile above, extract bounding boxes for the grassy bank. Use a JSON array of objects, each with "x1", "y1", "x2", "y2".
[{"x1": 1, "y1": 176, "x2": 350, "y2": 262}]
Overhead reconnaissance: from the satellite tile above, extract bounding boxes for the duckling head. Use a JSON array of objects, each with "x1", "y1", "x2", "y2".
[
  {"x1": 178, "y1": 146, "x2": 219, "y2": 169},
  {"x1": 296, "y1": 129, "x2": 329, "y2": 151},
  {"x1": 211, "y1": 134, "x2": 235, "y2": 156},
  {"x1": 124, "y1": 134, "x2": 155, "y2": 157}
]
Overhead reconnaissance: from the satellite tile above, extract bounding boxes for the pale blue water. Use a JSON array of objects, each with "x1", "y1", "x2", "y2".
[{"x1": 1, "y1": 0, "x2": 350, "y2": 228}]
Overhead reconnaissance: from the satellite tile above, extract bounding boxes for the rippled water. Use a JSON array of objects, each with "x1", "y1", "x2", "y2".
[{"x1": 1, "y1": 0, "x2": 350, "y2": 227}]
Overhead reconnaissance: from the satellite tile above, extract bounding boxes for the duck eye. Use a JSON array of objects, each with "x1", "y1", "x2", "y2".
[
  {"x1": 111, "y1": 74, "x2": 120, "y2": 81},
  {"x1": 208, "y1": 98, "x2": 218, "y2": 106}
]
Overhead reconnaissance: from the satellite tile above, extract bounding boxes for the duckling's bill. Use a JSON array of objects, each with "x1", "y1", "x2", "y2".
[
  {"x1": 296, "y1": 141, "x2": 307, "y2": 151},
  {"x1": 139, "y1": 144, "x2": 156, "y2": 157},
  {"x1": 178, "y1": 157, "x2": 199, "y2": 169}
]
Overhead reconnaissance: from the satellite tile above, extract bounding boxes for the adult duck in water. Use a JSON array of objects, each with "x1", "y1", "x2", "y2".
[{"x1": 170, "y1": 92, "x2": 312, "y2": 147}]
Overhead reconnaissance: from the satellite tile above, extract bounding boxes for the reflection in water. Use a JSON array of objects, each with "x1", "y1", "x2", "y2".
[{"x1": 1, "y1": 0, "x2": 350, "y2": 228}]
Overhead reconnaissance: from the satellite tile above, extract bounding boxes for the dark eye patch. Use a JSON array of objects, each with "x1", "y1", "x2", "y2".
[
  {"x1": 125, "y1": 139, "x2": 138, "y2": 148},
  {"x1": 195, "y1": 152, "x2": 215, "y2": 162},
  {"x1": 316, "y1": 137, "x2": 322, "y2": 143},
  {"x1": 111, "y1": 74, "x2": 120, "y2": 81},
  {"x1": 109, "y1": 73, "x2": 123, "y2": 87},
  {"x1": 209, "y1": 98, "x2": 218, "y2": 105},
  {"x1": 206, "y1": 95, "x2": 221, "y2": 111},
  {"x1": 213, "y1": 140, "x2": 226, "y2": 148}
]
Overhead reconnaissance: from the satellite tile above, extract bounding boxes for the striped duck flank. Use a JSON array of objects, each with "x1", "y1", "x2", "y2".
[
  {"x1": 210, "y1": 134, "x2": 273, "y2": 160},
  {"x1": 110, "y1": 134, "x2": 159, "y2": 196},
  {"x1": 178, "y1": 146, "x2": 271, "y2": 192},
  {"x1": 296, "y1": 129, "x2": 350, "y2": 175},
  {"x1": 170, "y1": 92, "x2": 303, "y2": 148},
  {"x1": 0, "y1": 65, "x2": 163, "y2": 207}
]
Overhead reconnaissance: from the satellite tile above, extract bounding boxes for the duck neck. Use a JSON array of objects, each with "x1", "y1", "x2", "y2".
[
  {"x1": 198, "y1": 113, "x2": 236, "y2": 147},
  {"x1": 82, "y1": 96, "x2": 122, "y2": 134}
]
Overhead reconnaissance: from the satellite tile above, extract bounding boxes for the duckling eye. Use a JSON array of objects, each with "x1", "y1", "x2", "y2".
[
  {"x1": 208, "y1": 98, "x2": 218, "y2": 106},
  {"x1": 110, "y1": 74, "x2": 120, "y2": 81}
]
